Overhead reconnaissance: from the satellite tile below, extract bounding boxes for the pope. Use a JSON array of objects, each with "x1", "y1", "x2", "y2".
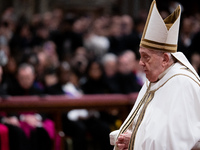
[{"x1": 110, "y1": 0, "x2": 200, "y2": 150}]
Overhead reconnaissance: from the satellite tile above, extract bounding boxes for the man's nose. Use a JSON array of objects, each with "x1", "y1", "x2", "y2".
[{"x1": 139, "y1": 59, "x2": 144, "y2": 66}]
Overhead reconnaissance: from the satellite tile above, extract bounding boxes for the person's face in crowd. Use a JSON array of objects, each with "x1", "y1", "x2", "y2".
[
  {"x1": 73, "y1": 17, "x2": 91, "y2": 34},
  {"x1": 20, "y1": 24, "x2": 32, "y2": 38},
  {"x1": 36, "y1": 26, "x2": 49, "y2": 39},
  {"x1": 125, "y1": 51, "x2": 137, "y2": 72},
  {"x1": 109, "y1": 16, "x2": 122, "y2": 37},
  {"x1": 58, "y1": 62, "x2": 71, "y2": 85},
  {"x1": 42, "y1": 12, "x2": 52, "y2": 27},
  {"x1": 71, "y1": 47, "x2": 88, "y2": 75},
  {"x1": 118, "y1": 56, "x2": 130, "y2": 74},
  {"x1": 17, "y1": 67, "x2": 35, "y2": 90},
  {"x1": 44, "y1": 73, "x2": 58, "y2": 87},
  {"x1": 69, "y1": 72, "x2": 79, "y2": 87},
  {"x1": 121, "y1": 15, "x2": 133, "y2": 35},
  {"x1": 5, "y1": 57, "x2": 17, "y2": 74},
  {"x1": 118, "y1": 52, "x2": 136, "y2": 74},
  {"x1": 104, "y1": 60, "x2": 117, "y2": 77},
  {"x1": 59, "y1": 69, "x2": 70, "y2": 85},
  {"x1": 75, "y1": 47, "x2": 87, "y2": 57},
  {"x1": 139, "y1": 47, "x2": 166, "y2": 82},
  {"x1": 88, "y1": 62, "x2": 102, "y2": 80},
  {"x1": 37, "y1": 51, "x2": 48, "y2": 74}
]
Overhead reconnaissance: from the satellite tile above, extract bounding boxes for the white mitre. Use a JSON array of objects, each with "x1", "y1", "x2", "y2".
[
  {"x1": 140, "y1": 0, "x2": 181, "y2": 53},
  {"x1": 140, "y1": 0, "x2": 200, "y2": 82}
]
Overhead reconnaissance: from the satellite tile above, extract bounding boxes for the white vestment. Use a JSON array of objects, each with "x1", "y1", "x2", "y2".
[{"x1": 110, "y1": 52, "x2": 200, "y2": 150}]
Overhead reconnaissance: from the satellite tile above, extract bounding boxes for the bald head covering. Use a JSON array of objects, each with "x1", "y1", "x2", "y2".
[{"x1": 140, "y1": 0, "x2": 181, "y2": 53}]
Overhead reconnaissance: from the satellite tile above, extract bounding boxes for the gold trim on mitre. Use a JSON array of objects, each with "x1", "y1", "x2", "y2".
[{"x1": 140, "y1": 0, "x2": 181, "y2": 53}]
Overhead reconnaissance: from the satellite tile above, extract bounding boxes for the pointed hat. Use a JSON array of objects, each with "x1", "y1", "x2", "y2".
[{"x1": 140, "y1": 0, "x2": 181, "y2": 53}]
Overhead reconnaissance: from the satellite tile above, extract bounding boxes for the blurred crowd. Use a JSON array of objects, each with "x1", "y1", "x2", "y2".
[
  {"x1": 0, "y1": 4, "x2": 199, "y2": 97},
  {"x1": 0, "y1": 8, "x2": 147, "y2": 97},
  {"x1": 0, "y1": 1, "x2": 200, "y2": 150}
]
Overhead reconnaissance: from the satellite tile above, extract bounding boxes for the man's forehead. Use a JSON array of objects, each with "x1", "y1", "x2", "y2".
[
  {"x1": 139, "y1": 47, "x2": 151, "y2": 54},
  {"x1": 139, "y1": 47, "x2": 162, "y2": 55}
]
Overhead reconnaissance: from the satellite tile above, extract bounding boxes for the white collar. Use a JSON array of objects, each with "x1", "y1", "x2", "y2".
[{"x1": 157, "y1": 63, "x2": 175, "y2": 81}]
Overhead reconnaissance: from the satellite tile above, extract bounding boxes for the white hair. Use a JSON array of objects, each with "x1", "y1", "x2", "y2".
[
  {"x1": 151, "y1": 48, "x2": 175, "y2": 63},
  {"x1": 101, "y1": 53, "x2": 117, "y2": 65},
  {"x1": 163, "y1": 52, "x2": 175, "y2": 63}
]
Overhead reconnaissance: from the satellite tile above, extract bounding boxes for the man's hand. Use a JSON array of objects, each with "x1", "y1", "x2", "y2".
[
  {"x1": 116, "y1": 130, "x2": 132, "y2": 150},
  {"x1": 2, "y1": 116, "x2": 20, "y2": 127},
  {"x1": 20, "y1": 114, "x2": 43, "y2": 127}
]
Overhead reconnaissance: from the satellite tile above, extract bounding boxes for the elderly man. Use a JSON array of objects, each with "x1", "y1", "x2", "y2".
[{"x1": 110, "y1": 0, "x2": 200, "y2": 150}]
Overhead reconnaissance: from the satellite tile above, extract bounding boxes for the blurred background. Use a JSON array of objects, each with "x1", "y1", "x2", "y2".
[{"x1": 0, "y1": 0, "x2": 200, "y2": 19}]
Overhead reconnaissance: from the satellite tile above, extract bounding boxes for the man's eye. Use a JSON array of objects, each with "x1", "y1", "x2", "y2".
[
  {"x1": 142, "y1": 55, "x2": 150, "y2": 62},
  {"x1": 144, "y1": 55, "x2": 149, "y2": 59}
]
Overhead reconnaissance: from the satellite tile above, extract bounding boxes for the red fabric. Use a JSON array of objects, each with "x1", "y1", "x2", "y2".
[
  {"x1": 20, "y1": 121, "x2": 34, "y2": 138},
  {"x1": 0, "y1": 123, "x2": 9, "y2": 150},
  {"x1": 43, "y1": 119, "x2": 55, "y2": 140},
  {"x1": 43, "y1": 119, "x2": 61, "y2": 150},
  {"x1": 55, "y1": 134, "x2": 61, "y2": 150},
  {"x1": 20, "y1": 119, "x2": 60, "y2": 150}
]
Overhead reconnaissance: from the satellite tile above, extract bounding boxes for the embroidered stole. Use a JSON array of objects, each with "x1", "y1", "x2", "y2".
[
  {"x1": 116, "y1": 83, "x2": 155, "y2": 150},
  {"x1": 128, "y1": 90, "x2": 155, "y2": 150}
]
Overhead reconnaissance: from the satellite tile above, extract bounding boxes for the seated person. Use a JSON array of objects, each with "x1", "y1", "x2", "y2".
[{"x1": 5, "y1": 63, "x2": 53, "y2": 150}]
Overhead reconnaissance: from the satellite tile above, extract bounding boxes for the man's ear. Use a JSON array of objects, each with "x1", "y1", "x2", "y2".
[{"x1": 162, "y1": 53, "x2": 170, "y2": 67}]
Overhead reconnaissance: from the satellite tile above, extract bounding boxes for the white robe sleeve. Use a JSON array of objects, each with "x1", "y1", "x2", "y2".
[{"x1": 109, "y1": 130, "x2": 119, "y2": 145}]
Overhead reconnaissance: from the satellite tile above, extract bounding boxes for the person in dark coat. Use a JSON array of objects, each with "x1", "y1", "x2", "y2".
[
  {"x1": 45, "y1": 61, "x2": 88, "y2": 150},
  {"x1": 5, "y1": 63, "x2": 52, "y2": 150},
  {"x1": 7, "y1": 63, "x2": 43, "y2": 96},
  {"x1": 81, "y1": 59, "x2": 115, "y2": 150},
  {"x1": 101, "y1": 53, "x2": 120, "y2": 94},
  {"x1": 81, "y1": 59, "x2": 109, "y2": 94}
]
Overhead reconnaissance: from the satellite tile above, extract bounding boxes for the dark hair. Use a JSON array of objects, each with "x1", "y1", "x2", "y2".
[{"x1": 85, "y1": 58, "x2": 104, "y2": 77}]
